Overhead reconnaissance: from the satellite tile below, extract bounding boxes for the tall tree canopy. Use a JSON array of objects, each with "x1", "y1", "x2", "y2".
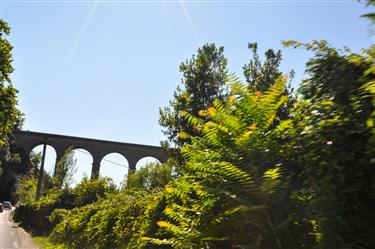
[
  {"x1": 146, "y1": 41, "x2": 375, "y2": 249},
  {"x1": 243, "y1": 42, "x2": 284, "y2": 92},
  {"x1": 243, "y1": 42, "x2": 295, "y2": 121},
  {"x1": 0, "y1": 19, "x2": 24, "y2": 203},
  {"x1": 159, "y1": 43, "x2": 228, "y2": 148},
  {"x1": 278, "y1": 40, "x2": 375, "y2": 248},
  {"x1": 361, "y1": 0, "x2": 375, "y2": 23},
  {"x1": 0, "y1": 20, "x2": 22, "y2": 144},
  {"x1": 52, "y1": 147, "x2": 77, "y2": 189}
]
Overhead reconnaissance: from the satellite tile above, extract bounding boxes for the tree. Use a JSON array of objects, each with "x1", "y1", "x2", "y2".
[
  {"x1": 279, "y1": 40, "x2": 375, "y2": 248},
  {"x1": 159, "y1": 43, "x2": 228, "y2": 148},
  {"x1": 124, "y1": 161, "x2": 174, "y2": 191},
  {"x1": 149, "y1": 75, "x2": 310, "y2": 248},
  {"x1": 0, "y1": 19, "x2": 24, "y2": 203},
  {"x1": 74, "y1": 176, "x2": 117, "y2": 206},
  {"x1": 0, "y1": 146, "x2": 22, "y2": 202},
  {"x1": 361, "y1": 0, "x2": 375, "y2": 23},
  {"x1": 243, "y1": 43, "x2": 284, "y2": 92},
  {"x1": 243, "y1": 42, "x2": 295, "y2": 121},
  {"x1": 30, "y1": 151, "x2": 41, "y2": 175},
  {"x1": 15, "y1": 151, "x2": 41, "y2": 204},
  {"x1": 148, "y1": 41, "x2": 375, "y2": 248},
  {"x1": 52, "y1": 146, "x2": 77, "y2": 189},
  {"x1": 0, "y1": 19, "x2": 23, "y2": 145}
]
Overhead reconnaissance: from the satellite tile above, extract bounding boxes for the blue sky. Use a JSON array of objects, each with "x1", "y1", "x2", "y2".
[{"x1": 2, "y1": 0, "x2": 374, "y2": 185}]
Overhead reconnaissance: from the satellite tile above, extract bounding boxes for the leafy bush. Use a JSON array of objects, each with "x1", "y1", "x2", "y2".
[
  {"x1": 124, "y1": 162, "x2": 175, "y2": 191},
  {"x1": 49, "y1": 190, "x2": 162, "y2": 249},
  {"x1": 14, "y1": 176, "x2": 117, "y2": 236},
  {"x1": 74, "y1": 176, "x2": 117, "y2": 206},
  {"x1": 15, "y1": 175, "x2": 37, "y2": 205},
  {"x1": 144, "y1": 75, "x2": 307, "y2": 248},
  {"x1": 14, "y1": 197, "x2": 57, "y2": 235},
  {"x1": 275, "y1": 41, "x2": 375, "y2": 248}
]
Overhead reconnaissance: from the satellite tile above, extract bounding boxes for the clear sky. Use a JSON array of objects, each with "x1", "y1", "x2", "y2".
[{"x1": 2, "y1": 0, "x2": 374, "y2": 185}]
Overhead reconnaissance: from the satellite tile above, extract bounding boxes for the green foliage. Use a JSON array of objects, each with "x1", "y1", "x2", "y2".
[
  {"x1": 0, "y1": 139, "x2": 23, "y2": 202},
  {"x1": 49, "y1": 190, "x2": 160, "y2": 249},
  {"x1": 30, "y1": 151, "x2": 41, "y2": 173},
  {"x1": 278, "y1": 40, "x2": 375, "y2": 248},
  {"x1": 0, "y1": 20, "x2": 12, "y2": 83},
  {"x1": 52, "y1": 146, "x2": 77, "y2": 189},
  {"x1": 14, "y1": 176, "x2": 118, "y2": 236},
  {"x1": 49, "y1": 208, "x2": 70, "y2": 226},
  {"x1": 0, "y1": 19, "x2": 24, "y2": 203},
  {"x1": 33, "y1": 236, "x2": 68, "y2": 249},
  {"x1": 243, "y1": 42, "x2": 295, "y2": 122},
  {"x1": 159, "y1": 43, "x2": 228, "y2": 148},
  {"x1": 74, "y1": 176, "x2": 117, "y2": 206},
  {"x1": 361, "y1": 0, "x2": 375, "y2": 24},
  {"x1": 0, "y1": 19, "x2": 23, "y2": 145},
  {"x1": 244, "y1": 42, "x2": 286, "y2": 92},
  {"x1": 14, "y1": 11, "x2": 375, "y2": 247},
  {"x1": 147, "y1": 41, "x2": 375, "y2": 249},
  {"x1": 16, "y1": 150, "x2": 57, "y2": 202},
  {"x1": 14, "y1": 197, "x2": 56, "y2": 235},
  {"x1": 125, "y1": 161, "x2": 174, "y2": 191},
  {"x1": 147, "y1": 75, "x2": 304, "y2": 248},
  {"x1": 17, "y1": 41, "x2": 375, "y2": 248},
  {"x1": 16, "y1": 175, "x2": 37, "y2": 205},
  {"x1": 362, "y1": 45, "x2": 375, "y2": 134}
]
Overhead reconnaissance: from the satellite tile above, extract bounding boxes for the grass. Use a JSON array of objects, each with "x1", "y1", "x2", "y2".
[{"x1": 32, "y1": 236, "x2": 68, "y2": 249}]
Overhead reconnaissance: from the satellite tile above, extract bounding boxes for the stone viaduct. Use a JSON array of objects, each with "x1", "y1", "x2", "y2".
[{"x1": 13, "y1": 130, "x2": 168, "y2": 178}]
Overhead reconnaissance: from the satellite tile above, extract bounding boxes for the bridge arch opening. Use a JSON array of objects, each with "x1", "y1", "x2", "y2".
[
  {"x1": 100, "y1": 153, "x2": 129, "y2": 187},
  {"x1": 30, "y1": 144, "x2": 57, "y2": 176},
  {"x1": 71, "y1": 148, "x2": 93, "y2": 186},
  {"x1": 136, "y1": 156, "x2": 161, "y2": 170}
]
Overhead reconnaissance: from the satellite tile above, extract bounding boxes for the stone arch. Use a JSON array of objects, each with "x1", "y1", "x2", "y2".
[
  {"x1": 29, "y1": 143, "x2": 57, "y2": 176},
  {"x1": 13, "y1": 130, "x2": 169, "y2": 181},
  {"x1": 100, "y1": 152, "x2": 129, "y2": 186},
  {"x1": 135, "y1": 156, "x2": 162, "y2": 170},
  {"x1": 71, "y1": 148, "x2": 94, "y2": 186}
]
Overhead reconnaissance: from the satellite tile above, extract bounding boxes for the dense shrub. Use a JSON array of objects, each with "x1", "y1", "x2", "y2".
[
  {"x1": 142, "y1": 43, "x2": 375, "y2": 248},
  {"x1": 14, "y1": 195, "x2": 58, "y2": 235},
  {"x1": 49, "y1": 190, "x2": 162, "y2": 249},
  {"x1": 74, "y1": 176, "x2": 117, "y2": 206},
  {"x1": 14, "y1": 177, "x2": 117, "y2": 236},
  {"x1": 124, "y1": 162, "x2": 175, "y2": 191}
]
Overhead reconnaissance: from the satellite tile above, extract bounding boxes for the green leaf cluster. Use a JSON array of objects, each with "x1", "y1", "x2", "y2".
[
  {"x1": 0, "y1": 19, "x2": 24, "y2": 204},
  {"x1": 49, "y1": 190, "x2": 161, "y2": 249},
  {"x1": 124, "y1": 161, "x2": 175, "y2": 191},
  {"x1": 147, "y1": 74, "x2": 303, "y2": 248},
  {"x1": 0, "y1": 19, "x2": 23, "y2": 145},
  {"x1": 14, "y1": 176, "x2": 118, "y2": 236},
  {"x1": 159, "y1": 43, "x2": 228, "y2": 149}
]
